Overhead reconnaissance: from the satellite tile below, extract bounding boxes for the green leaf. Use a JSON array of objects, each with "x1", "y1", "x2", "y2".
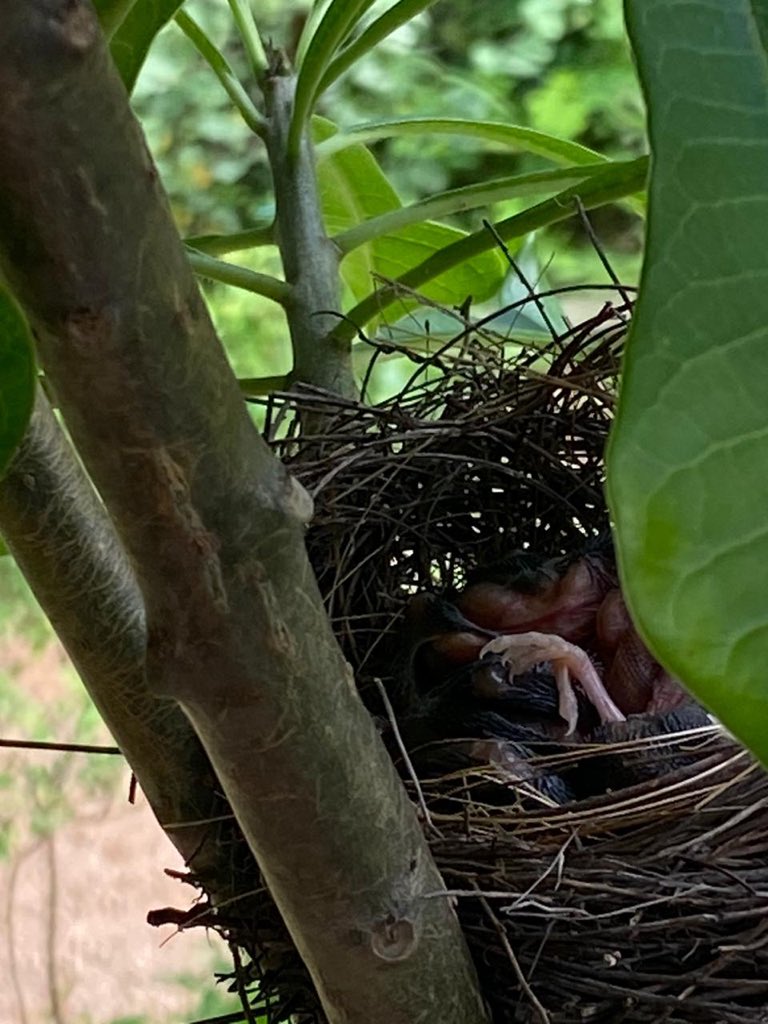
[
  {"x1": 316, "y1": 123, "x2": 392, "y2": 306},
  {"x1": 374, "y1": 221, "x2": 506, "y2": 310},
  {"x1": 334, "y1": 163, "x2": 618, "y2": 254},
  {"x1": 315, "y1": 117, "x2": 607, "y2": 167},
  {"x1": 314, "y1": 119, "x2": 506, "y2": 320},
  {"x1": 608, "y1": 1, "x2": 768, "y2": 763},
  {"x1": 0, "y1": 289, "x2": 35, "y2": 480},
  {"x1": 290, "y1": 0, "x2": 376, "y2": 156},
  {"x1": 333, "y1": 156, "x2": 647, "y2": 342},
  {"x1": 92, "y1": 0, "x2": 135, "y2": 38},
  {"x1": 294, "y1": 0, "x2": 334, "y2": 69},
  {"x1": 109, "y1": 0, "x2": 184, "y2": 93},
  {"x1": 317, "y1": 0, "x2": 441, "y2": 96}
]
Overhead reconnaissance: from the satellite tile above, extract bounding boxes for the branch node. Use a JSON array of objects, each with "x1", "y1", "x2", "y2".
[{"x1": 370, "y1": 914, "x2": 418, "y2": 963}]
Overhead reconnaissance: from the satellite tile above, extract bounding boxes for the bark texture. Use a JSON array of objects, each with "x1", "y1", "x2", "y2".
[
  {"x1": 0, "y1": 388, "x2": 242, "y2": 886},
  {"x1": 0, "y1": 5, "x2": 488, "y2": 1022}
]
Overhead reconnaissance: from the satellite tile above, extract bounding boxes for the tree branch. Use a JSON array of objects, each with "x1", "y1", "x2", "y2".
[
  {"x1": 264, "y1": 67, "x2": 359, "y2": 399},
  {"x1": 0, "y1": 386, "x2": 314, "y2": 999},
  {"x1": 0, "y1": 6, "x2": 487, "y2": 1022},
  {"x1": 0, "y1": 389, "x2": 236, "y2": 879},
  {"x1": 0, "y1": 385, "x2": 278, "y2": 945}
]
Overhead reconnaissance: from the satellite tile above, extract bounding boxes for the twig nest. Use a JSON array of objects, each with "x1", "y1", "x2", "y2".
[{"x1": 222, "y1": 298, "x2": 768, "y2": 1022}]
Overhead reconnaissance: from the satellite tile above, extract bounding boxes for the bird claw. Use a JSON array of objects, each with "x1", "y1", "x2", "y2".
[{"x1": 480, "y1": 631, "x2": 626, "y2": 735}]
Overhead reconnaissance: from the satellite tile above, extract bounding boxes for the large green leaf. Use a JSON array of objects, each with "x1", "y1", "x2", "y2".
[
  {"x1": 0, "y1": 289, "x2": 35, "y2": 480},
  {"x1": 110, "y1": 0, "x2": 184, "y2": 93},
  {"x1": 316, "y1": 117, "x2": 607, "y2": 167},
  {"x1": 608, "y1": 2, "x2": 768, "y2": 762},
  {"x1": 314, "y1": 119, "x2": 505, "y2": 319}
]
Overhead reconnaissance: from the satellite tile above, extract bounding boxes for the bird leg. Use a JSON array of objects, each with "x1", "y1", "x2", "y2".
[
  {"x1": 553, "y1": 661, "x2": 579, "y2": 735},
  {"x1": 480, "y1": 631, "x2": 626, "y2": 735}
]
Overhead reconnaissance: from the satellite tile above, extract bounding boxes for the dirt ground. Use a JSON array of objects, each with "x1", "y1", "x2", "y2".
[{"x1": 0, "y1": 637, "x2": 236, "y2": 1024}]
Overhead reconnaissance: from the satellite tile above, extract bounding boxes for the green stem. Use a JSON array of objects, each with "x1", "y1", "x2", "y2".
[
  {"x1": 316, "y1": 117, "x2": 607, "y2": 166},
  {"x1": 333, "y1": 157, "x2": 648, "y2": 343},
  {"x1": 187, "y1": 249, "x2": 291, "y2": 304},
  {"x1": 185, "y1": 224, "x2": 275, "y2": 256},
  {"x1": 334, "y1": 163, "x2": 612, "y2": 253},
  {"x1": 175, "y1": 10, "x2": 266, "y2": 136},
  {"x1": 227, "y1": 0, "x2": 269, "y2": 76},
  {"x1": 288, "y1": 0, "x2": 372, "y2": 160},
  {"x1": 238, "y1": 374, "x2": 290, "y2": 395},
  {"x1": 317, "y1": 0, "x2": 440, "y2": 95},
  {"x1": 264, "y1": 71, "x2": 357, "y2": 398}
]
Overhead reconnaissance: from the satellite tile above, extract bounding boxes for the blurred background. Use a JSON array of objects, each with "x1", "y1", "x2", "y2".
[{"x1": 0, "y1": 1, "x2": 644, "y2": 1021}]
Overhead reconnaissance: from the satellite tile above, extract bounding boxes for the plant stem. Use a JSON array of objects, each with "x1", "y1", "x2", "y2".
[
  {"x1": 175, "y1": 10, "x2": 267, "y2": 136},
  {"x1": 185, "y1": 224, "x2": 275, "y2": 255},
  {"x1": 264, "y1": 69, "x2": 358, "y2": 399},
  {"x1": 227, "y1": 0, "x2": 269, "y2": 76},
  {"x1": 0, "y1": 391, "x2": 217, "y2": 854},
  {"x1": 187, "y1": 248, "x2": 291, "y2": 303}
]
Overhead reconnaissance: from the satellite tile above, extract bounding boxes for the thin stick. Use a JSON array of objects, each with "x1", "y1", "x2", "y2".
[
  {"x1": 483, "y1": 218, "x2": 560, "y2": 342},
  {"x1": 374, "y1": 678, "x2": 441, "y2": 837},
  {"x1": 229, "y1": 942, "x2": 258, "y2": 1024},
  {"x1": 574, "y1": 197, "x2": 634, "y2": 311},
  {"x1": 0, "y1": 738, "x2": 122, "y2": 755},
  {"x1": 478, "y1": 893, "x2": 552, "y2": 1024}
]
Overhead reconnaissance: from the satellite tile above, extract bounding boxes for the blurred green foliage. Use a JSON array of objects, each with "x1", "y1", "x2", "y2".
[
  {"x1": 131, "y1": 0, "x2": 643, "y2": 380},
  {"x1": 134, "y1": 0, "x2": 642, "y2": 224}
]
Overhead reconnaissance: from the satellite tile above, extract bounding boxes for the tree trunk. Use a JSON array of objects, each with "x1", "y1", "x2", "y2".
[{"x1": 0, "y1": 5, "x2": 488, "y2": 1022}]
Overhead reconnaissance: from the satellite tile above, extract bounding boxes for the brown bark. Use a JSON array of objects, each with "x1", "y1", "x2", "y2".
[{"x1": 0, "y1": 4, "x2": 488, "y2": 1022}]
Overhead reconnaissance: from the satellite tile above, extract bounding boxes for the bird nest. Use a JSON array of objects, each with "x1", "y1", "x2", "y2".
[{"x1": 182, "y1": 289, "x2": 768, "y2": 1023}]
